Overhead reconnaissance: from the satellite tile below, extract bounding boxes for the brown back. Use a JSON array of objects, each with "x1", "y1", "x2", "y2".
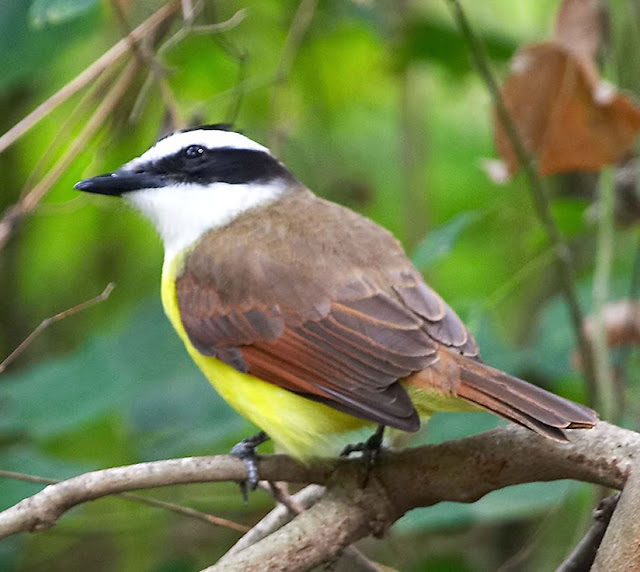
[{"x1": 176, "y1": 188, "x2": 478, "y2": 430}]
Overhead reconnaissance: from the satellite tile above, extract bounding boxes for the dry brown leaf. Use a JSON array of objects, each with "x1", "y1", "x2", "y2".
[{"x1": 493, "y1": 0, "x2": 640, "y2": 178}]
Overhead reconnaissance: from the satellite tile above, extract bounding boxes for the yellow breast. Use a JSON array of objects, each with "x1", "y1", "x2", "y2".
[{"x1": 160, "y1": 252, "x2": 367, "y2": 459}]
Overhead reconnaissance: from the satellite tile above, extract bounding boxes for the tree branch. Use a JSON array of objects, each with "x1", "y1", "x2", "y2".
[
  {"x1": 203, "y1": 422, "x2": 634, "y2": 571},
  {"x1": 0, "y1": 421, "x2": 635, "y2": 565},
  {"x1": 0, "y1": 454, "x2": 324, "y2": 539},
  {"x1": 557, "y1": 492, "x2": 620, "y2": 572},
  {"x1": 0, "y1": 1, "x2": 179, "y2": 154},
  {"x1": 592, "y1": 464, "x2": 640, "y2": 571},
  {"x1": 220, "y1": 484, "x2": 325, "y2": 560},
  {"x1": 0, "y1": 470, "x2": 249, "y2": 533}
]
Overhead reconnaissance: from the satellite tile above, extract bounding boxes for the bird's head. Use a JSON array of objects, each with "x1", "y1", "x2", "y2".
[{"x1": 75, "y1": 125, "x2": 297, "y2": 256}]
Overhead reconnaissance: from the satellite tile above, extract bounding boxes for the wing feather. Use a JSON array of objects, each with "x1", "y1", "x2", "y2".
[{"x1": 176, "y1": 192, "x2": 478, "y2": 430}]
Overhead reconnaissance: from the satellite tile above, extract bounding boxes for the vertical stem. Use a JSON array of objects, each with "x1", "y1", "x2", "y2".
[
  {"x1": 445, "y1": 0, "x2": 598, "y2": 407},
  {"x1": 592, "y1": 168, "x2": 616, "y2": 420},
  {"x1": 399, "y1": 62, "x2": 428, "y2": 248},
  {"x1": 268, "y1": 0, "x2": 319, "y2": 154},
  {"x1": 392, "y1": 0, "x2": 428, "y2": 248}
]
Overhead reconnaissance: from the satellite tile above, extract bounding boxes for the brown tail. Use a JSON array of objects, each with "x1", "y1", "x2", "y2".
[
  {"x1": 411, "y1": 350, "x2": 598, "y2": 441},
  {"x1": 455, "y1": 356, "x2": 598, "y2": 441}
]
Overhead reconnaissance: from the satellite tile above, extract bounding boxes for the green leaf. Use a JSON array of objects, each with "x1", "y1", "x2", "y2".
[
  {"x1": 399, "y1": 17, "x2": 517, "y2": 72},
  {"x1": 29, "y1": 0, "x2": 99, "y2": 28},
  {"x1": 412, "y1": 211, "x2": 480, "y2": 270},
  {"x1": 0, "y1": 0, "x2": 99, "y2": 89}
]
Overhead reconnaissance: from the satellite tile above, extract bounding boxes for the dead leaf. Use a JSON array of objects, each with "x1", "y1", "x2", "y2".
[{"x1": 493, "y1": 0, "x2": 640, "y2": 178}]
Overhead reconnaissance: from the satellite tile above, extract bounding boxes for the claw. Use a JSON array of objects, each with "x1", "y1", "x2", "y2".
[
  {"x1": 230, "y1": 431, "x2": 269, "y2": 503},
  {"x1": 341, "y1": 425, "x2": 385, "y2": 486}
]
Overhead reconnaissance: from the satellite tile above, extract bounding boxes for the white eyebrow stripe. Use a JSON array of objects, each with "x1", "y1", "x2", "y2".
[{"x1": 126, "y1": 130, "x2": 271, "y2": 168}]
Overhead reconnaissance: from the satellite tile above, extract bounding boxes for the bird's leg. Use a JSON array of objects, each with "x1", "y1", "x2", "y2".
[
  {"x1": 230, "y1": 431, "x2": 269, "y2": 503},
  {"x1": 341, "y1": 425, "x2": 386, "y2": 484}
]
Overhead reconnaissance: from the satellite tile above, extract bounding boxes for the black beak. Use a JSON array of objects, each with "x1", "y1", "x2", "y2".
[{"x1": 74, "y1": 170, "x2": 165, "y2": 196}]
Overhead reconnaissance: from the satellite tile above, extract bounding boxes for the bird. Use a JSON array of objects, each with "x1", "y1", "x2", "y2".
[{"x1": 75, "y1": 124, "x2": 597, "y2": 487}]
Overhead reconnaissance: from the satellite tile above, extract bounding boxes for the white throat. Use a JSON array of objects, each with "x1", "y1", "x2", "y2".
[{"x1": 126, "y1": 181, "x2": 286, "y2": 261}]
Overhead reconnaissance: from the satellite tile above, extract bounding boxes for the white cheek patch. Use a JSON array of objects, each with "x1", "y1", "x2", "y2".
[
  {"x1": 125, "y1": 130, "x2": 270, "y2": 171},
  {"x1": 126, "y1": 181, "x2": 286, "y2": 261}
]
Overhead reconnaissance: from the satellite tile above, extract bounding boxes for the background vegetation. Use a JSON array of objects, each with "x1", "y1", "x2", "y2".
[{"x1": 0, "y1": 0, "x2": 638, "y2": 570}]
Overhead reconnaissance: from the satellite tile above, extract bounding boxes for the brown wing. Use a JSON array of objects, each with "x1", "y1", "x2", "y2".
[{"x1": 176, "y1": 190, "x2": 478, "y2": 432}]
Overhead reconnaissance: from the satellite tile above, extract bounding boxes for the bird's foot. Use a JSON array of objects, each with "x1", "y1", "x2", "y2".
[
  {"x1": 230, "y1": 431, "x2": 269, "y2": 503},
  {"x1": 340, "y1": 425, "x2": 385, "y2": 486}
]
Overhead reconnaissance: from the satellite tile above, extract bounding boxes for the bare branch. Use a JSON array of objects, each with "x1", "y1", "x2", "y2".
[
  {"x1": 258, "y1": 481, "x2": 304, "y2": 514},
  {"x1": 0, "y1": 454, "x2": 322, "y2": 539},
  {"x1": 0, "y1": 1, "x2": 179, "y2": 155},
  {"x1": 0, "y1": 469, "x2": 248, "y2": 533},
  {"x1": 445, "y1": 0, "x2": 598, "y2": 408},
  {"x1": 0, "y1": 421, "x2": 635, "y2": 567},
  {"x1": 592, "y1": 465, "x2": 640, "y2": 571},
  {"x1": 0, "y1": 283, "x2": 115, "y2": 374},
  {"x1": 115, "y1": 493, "x2": 249, "y2": 533},
  {"x1": 129, "y1": 9, "x2": 248, "y2": 124},
  {"x1": 557, "y1": 492, "x2": 620, "y2": 572},
  {"x1": 110, "y1": 0, "x2": 185, "y2": 128},
  {"x1": 21, "y1": 65, "x2": 119, "y2": 193},
  {"x1": 222, "y1": 484, "x2": 325, "y2": 559},
  {"x1": 0, "y1": 59, "x2": 139, "y2": 251},
  {"x1": 202, "y1": 481, "x2": 393, "y2": 572},
  {"x1": 204, "y1": 422, "x2": 634, "y2": 571},
  {"x1": 251, "y1": 481, "x2": 380, "y2": 572}
]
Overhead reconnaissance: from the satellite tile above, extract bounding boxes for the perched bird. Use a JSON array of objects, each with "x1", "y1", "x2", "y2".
[{"x1": 76, "y1": 125, "x2": 597, "y2": 484}]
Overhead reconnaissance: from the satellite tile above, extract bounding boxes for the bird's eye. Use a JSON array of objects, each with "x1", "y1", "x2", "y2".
[{"x1": 184, "y1": 145, "x2": 205, "y2": 158}]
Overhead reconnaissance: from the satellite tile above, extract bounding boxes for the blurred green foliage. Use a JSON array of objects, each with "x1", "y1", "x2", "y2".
[{"x1": 1, "y1": 0, "x2": 639, "y2": 570}]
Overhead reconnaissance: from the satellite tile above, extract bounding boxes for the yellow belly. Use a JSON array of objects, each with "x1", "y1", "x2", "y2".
[
  {"x1": 161, "y1": 252, "x2": 478, "y2": 459},
  {"x1": 161, "y1": 254, "x2": 367, "y2": 459}
]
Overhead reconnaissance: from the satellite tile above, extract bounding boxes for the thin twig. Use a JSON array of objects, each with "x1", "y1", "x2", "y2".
[
  {"x1": 0, "y1": 1, "x2": 179, "y2": 155},
  {"x1": 268, "y1": 0, "x2": 319, "y2": 154},
  {"x1": 156, "y1": 10, "x2": 248, "y2": 59},
  {"x1": 259, "y1": 481, "x2": 304, "y2": 514},
  {"x1": 0, "y1": 470, "x2": 248, "y2": 533},
  {"x1": 222, "y1": 485, "x2": 325, "y2": 559},
  {"x1": 21, "y1": 62, "x2": 121, "y2": 193},
  {"x1": 557, "y1": 492, "x2": 620, "y2": 572},
  {"x1": 181, "y1": 0, "x2": 195, "y2": 25},
  {"x1": 116, "y1": 493, "x2": 249, "y2": 532},
  {"x1": 592, "y1": 168, "x2": 616, "y2": 421},
  {"x1": 110, "y1": 0, "x2": 185, "y2": 129},
  {"x1": 129, "y1": 9, "x2": 248, "y2": 123},
  {"x1": 445, "y1": 0, "x2": 598, "y2": 407},
  {"x1": 0, "y1": 283, "x2": 115, "y2": 374},
  {"x1": 0, "y1": 60, "x2": 140, "y2": 252},
  {"x1": 251, "y1": 482, "x2": 381, "y2": 570}
]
